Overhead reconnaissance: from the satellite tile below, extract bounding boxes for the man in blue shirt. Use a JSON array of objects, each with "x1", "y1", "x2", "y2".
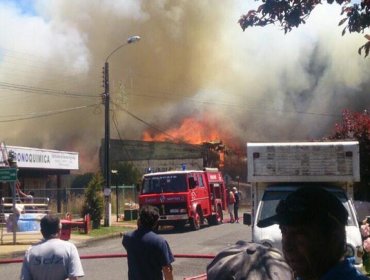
[
  {"x1": 122, "y1": 205, "x2": 174, "y2": 280},
  {"x1": 258, "y1": 186, "x2": 368, "y2": 280}
]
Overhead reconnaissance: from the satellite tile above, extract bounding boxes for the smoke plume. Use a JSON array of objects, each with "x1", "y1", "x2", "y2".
[{"x1": 0, "y1": 0, "x2": 369, "y2": 172}]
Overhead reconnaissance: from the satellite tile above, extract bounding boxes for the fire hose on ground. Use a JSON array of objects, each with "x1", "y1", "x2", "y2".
[{"x1": 0, "y1": 253, "x2": 216, "y2": 264}]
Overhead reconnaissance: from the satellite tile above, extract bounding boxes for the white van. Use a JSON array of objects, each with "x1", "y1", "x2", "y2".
[
  {"x1": 244, "y1": 184, "x2": 363, "y2": 267},
  {"x1": 244, "y1": 141, "x2": 364, "y2": 267}
]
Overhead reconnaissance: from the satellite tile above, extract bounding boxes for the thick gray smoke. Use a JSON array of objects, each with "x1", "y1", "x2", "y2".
[{"x1": 0, "y1": 0, "x2": 369, "y2": 172}]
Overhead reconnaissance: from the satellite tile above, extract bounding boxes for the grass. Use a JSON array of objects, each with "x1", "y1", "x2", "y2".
[
  {"x1": 87, "y1": 226, "x2": 127, "y2": 237},
  {"x1": 75, "y1": 221, "x2": 137, "y2": 238}
]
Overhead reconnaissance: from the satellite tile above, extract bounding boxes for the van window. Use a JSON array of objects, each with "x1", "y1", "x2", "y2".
[
  {"x1": 258, "y1": 191, "x2": 289, "y2": 222},
  {"x1": 258, "y1": 189, "x2": 356, "y2": 227},
  {"x1": 335, "y1": 192, "x2": 357, "y2": 227}
]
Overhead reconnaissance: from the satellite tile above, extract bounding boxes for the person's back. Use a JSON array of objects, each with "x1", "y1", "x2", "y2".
[
  {"x1": 22, "y1": 239, "x2": 83, "y2": 280},
  {"x1": 21, "y1": 214, "x2": 84, "y2": 280},
  {"x1": 232, "y1": 188, "x2": 240, "y2": 205},
  {"x1": 122, "y1": 205, "x2": 174, "y2": 280},
  {"x1": 123, "y1": 227, "x2": 173, "y2": 279}
]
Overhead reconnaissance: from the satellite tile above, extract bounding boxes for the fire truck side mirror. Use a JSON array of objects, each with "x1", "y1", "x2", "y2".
[{"x1": 188, "y1": 177, "x2": 196, "y2": 189}]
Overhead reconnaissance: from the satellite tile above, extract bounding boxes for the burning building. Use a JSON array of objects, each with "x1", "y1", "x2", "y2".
[{"x1": 101, "y1": 139, "x2": 223, "y2": 174}]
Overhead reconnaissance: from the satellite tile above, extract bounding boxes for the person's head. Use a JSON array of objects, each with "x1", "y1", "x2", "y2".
[
  {"x1": 232, "y1": 187, "x2": 237, "y2": 193},
  {"x1": 40, "y1": 214, "x2": 61, "y2": 239},
  {"x1": 29, "y1": 191, "x2": 35, "y2": 197},
  {"x1": 207, "y1": 241, "x2": 294, "y2": 280},
  {"x1": 258, "y1": 186, "x2": 348, "y2": 279},
  {"x1": 138, "y1": 205, "x2": 159, "y2": 229}
]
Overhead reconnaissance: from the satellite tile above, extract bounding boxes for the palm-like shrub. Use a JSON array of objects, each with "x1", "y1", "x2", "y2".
[{"x1": 81, "y1": 173, "x2": 104, "y2": 229}]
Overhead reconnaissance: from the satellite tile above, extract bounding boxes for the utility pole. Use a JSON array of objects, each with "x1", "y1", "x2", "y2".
[
  {"x1": 102, "y1": 35, "x2": 141, "y2": 227},
  {"x1": 103, "y1": 61, "x2": 111, "y2": 227}
]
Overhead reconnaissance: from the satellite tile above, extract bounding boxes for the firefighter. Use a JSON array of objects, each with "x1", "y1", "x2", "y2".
[
  {"x1": 232, "y1": 187, "x2": 241, "y2": 223},
  {"x1": 227, "y1": 188, "x2": 235, "y2": 223}
]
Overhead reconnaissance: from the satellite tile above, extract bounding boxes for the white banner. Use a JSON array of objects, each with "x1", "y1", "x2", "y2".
[{"x1": 7, "y1": 146, "x2": 79, "y2": 170}]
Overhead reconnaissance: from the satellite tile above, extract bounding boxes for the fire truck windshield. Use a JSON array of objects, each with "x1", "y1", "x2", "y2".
[{"x1": 141, "y1": 174, "x2": 188, "y2": 194}]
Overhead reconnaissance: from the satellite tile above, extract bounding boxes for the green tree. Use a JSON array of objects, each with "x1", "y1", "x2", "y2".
[
  {"x1": 71, "y1": 172, "x2": 94, "y2": 194},
  {"x1": 329, "y1": 109, "x2": 370, "y2": 199},
  {"x1": 81, "y1": 173, "x2": 104, "y2": 229},
  {"x1": 239, "y1": 0, "x2": 370, "y2": 56},
  {"x1": 112, "y1": 162, "x2": 142, "y2": 186}
]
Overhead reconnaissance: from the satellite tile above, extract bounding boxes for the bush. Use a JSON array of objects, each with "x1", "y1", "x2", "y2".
[{"x1": 81, "y1": 173, "x2": 104, "y2": 229}]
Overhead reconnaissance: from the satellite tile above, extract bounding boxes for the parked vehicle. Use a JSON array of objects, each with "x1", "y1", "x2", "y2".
[
  {"x1": 243, "y1": 141, "x2": 363, "y2": 267},
  {"x1": 139, "y1": 168, "x2": 226, "y2": 230}
]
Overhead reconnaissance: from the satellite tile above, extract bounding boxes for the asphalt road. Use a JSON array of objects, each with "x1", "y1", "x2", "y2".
[{"x1": 1, "y1": 221, "x2": 251, "y2": 280}]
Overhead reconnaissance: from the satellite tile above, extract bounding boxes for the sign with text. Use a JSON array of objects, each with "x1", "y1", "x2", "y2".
[
  {"x1": 0, "y1": 168, "x2": 17, "y2": 182},
  {"x1": 7, "y1": 146, "x2": 78, "y2": 170}
]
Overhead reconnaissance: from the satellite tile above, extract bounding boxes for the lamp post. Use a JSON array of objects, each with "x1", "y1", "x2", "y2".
[
  {"x1": 103, "y1": 35, "x2": 141, "y2": 227},
  {"x1": 111, "y1": 170, "x2": 119, "y2": 222}
]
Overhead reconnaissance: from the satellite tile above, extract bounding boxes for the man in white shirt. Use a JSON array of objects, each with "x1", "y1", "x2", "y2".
[{"x1": 20, "y1": 214, "x2": 84, "y2": 280}]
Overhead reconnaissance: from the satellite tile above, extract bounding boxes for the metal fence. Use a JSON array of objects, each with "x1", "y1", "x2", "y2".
[{"x1": 2, "y1": 185, "x2": 137, "y2": 218}]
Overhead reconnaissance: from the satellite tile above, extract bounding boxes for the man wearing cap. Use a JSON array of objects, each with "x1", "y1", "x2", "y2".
[
  {"x1": 207, "y1": 240, "x2": 294, "y2": 279},
  {"x1": 258, "y1": 186, "x2": 368, "y2": 280}
]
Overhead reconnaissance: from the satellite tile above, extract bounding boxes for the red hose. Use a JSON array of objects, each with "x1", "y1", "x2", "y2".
[{"x1": 0, "y1": 253, "x2": 215, "y2": 264}]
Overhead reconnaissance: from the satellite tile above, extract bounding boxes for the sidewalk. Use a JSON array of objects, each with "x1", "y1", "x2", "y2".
[{"x1": 0, "y1": 219, "x2": 136, "y2": 259}]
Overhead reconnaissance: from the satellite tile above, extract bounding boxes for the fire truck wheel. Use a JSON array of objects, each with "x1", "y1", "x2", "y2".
[{"x1": 190, "y1": 210, "x2": 201, "y2": 231}]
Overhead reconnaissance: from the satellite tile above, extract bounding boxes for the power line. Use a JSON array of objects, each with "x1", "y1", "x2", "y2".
[
  {"x1": 0, "y1": 82, "x2": 100, "y2": 99},
  {"x1": 112, "y1": 112, "x2": 133, "y2": 161},
  {"x1": 0, "y1": 103, "x2": 100, "y2": 123},
  {"x1": 126, "y1": 91, "x2": 342, "y2": 118},
  {"x1": 0, "y1": 47, "x2": 101, "y2": 93},
  {"x1": 110, "y1": 101, "x2": 206, "y2": 154},
  {"x1": 111, "y1": 100, "x2": 176, "y2": 141},
  {"x1": 0, "y1": 79, "x2": 342, "y2": 120}
]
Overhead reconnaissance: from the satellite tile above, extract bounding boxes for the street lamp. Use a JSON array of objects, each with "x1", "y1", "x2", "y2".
[
  {"x1": 103, "y1": 35, "x2": 141, "y2": 227},
  {"x1": 111, "y1": 169, "x2": 119, "y2": 222}
]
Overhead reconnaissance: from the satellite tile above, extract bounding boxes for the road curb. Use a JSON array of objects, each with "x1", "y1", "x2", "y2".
[
  {"x1": 74, "y1": 232, "x2": 123, "y2": 249},
  {"x1": 0, "y1": 233, "x2": 123, "y2": 260},
  {"x1": 0, "y1": 224, "x2": 135, "y2": 260}
]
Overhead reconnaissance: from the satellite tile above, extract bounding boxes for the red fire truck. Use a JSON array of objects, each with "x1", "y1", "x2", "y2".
[{"x1": 139, "y1": 168, "x2": 227, "y2": 230}]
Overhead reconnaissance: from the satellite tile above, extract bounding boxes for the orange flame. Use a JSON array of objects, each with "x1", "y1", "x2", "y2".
[{"x1": 142, "y1": 117, "x2": 221, "y2": 144}]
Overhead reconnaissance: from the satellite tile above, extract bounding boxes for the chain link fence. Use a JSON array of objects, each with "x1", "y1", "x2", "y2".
[{"x1": 16, "y1": 185, "x2": 137, "y2": 219}]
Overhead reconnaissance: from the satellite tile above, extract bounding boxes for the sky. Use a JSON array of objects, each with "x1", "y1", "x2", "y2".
[{"x1": 0, "y1": 0, "x2": 369, "y2": 172}]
